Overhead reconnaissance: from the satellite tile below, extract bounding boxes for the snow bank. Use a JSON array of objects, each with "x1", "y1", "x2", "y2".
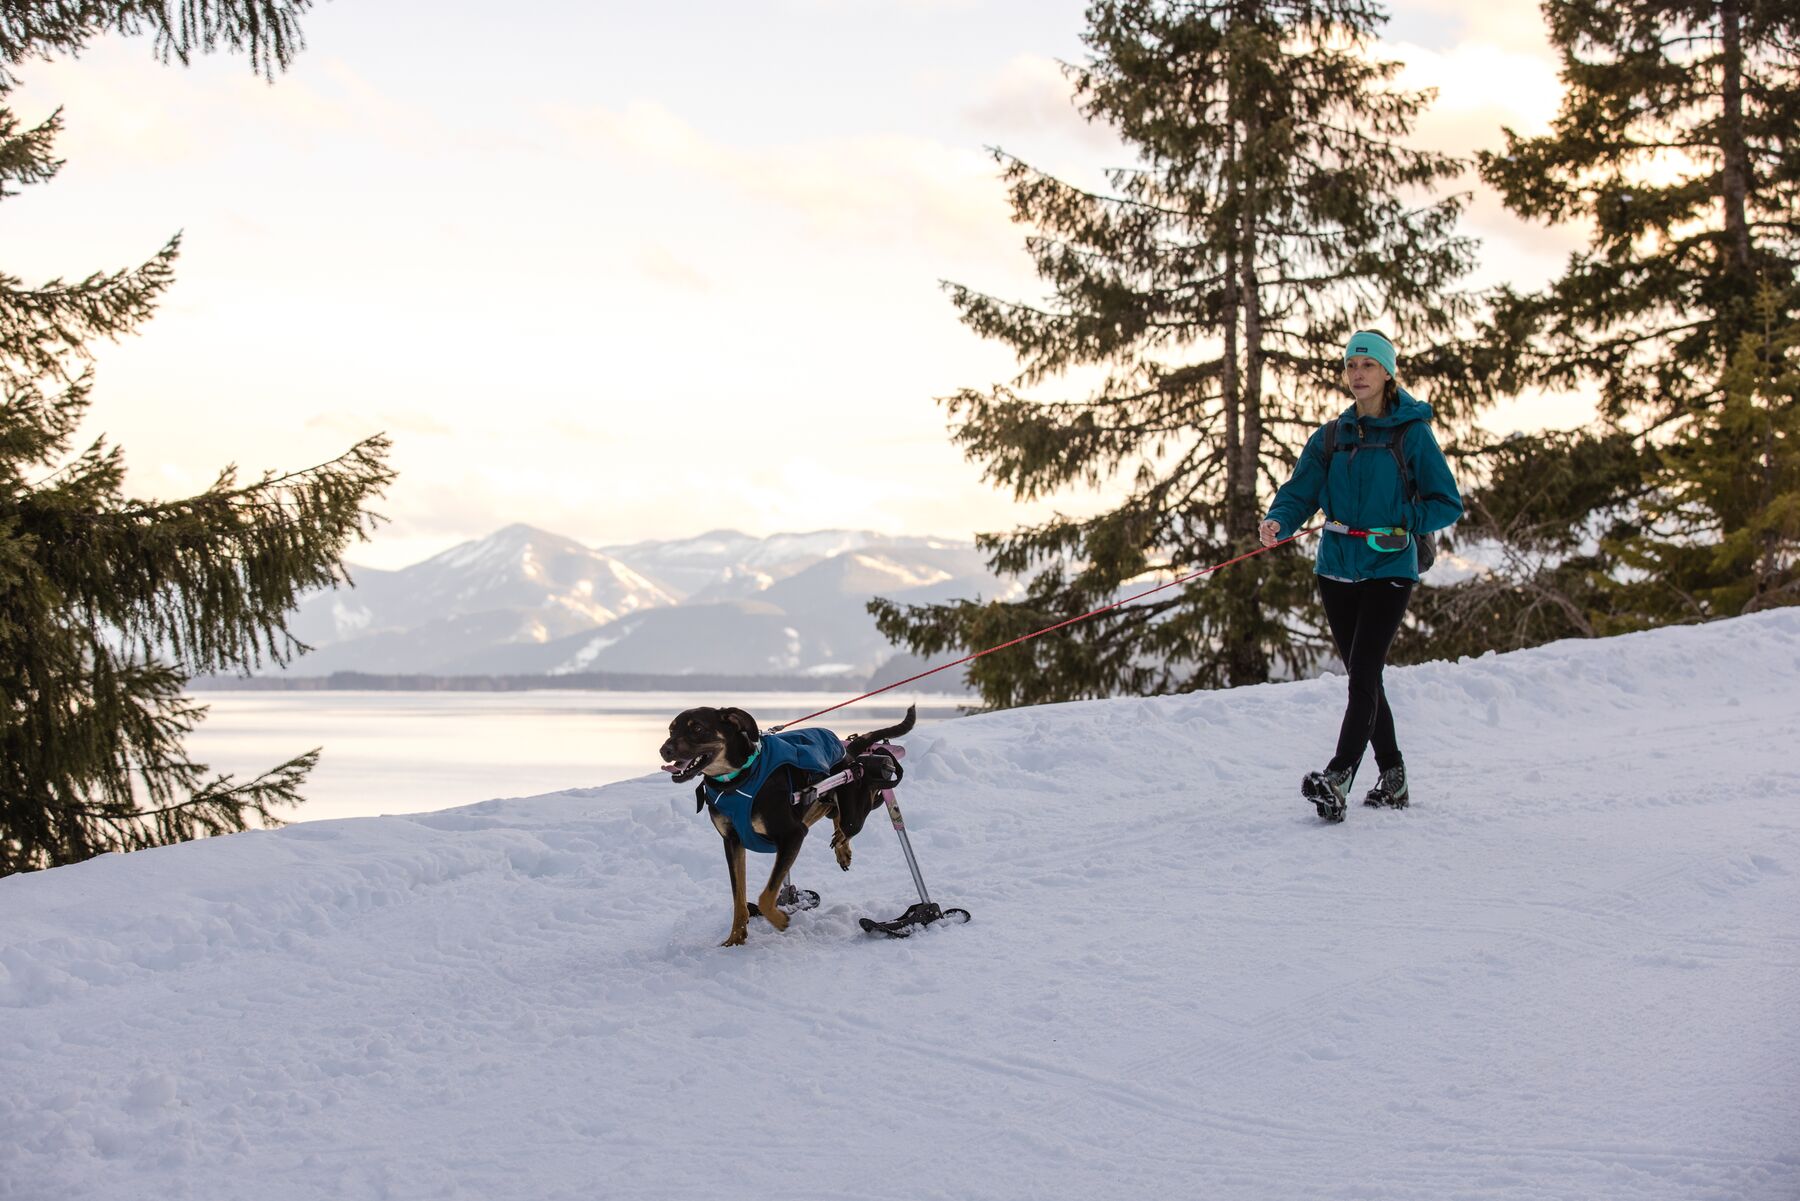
[{"x1": 4, "y1": 612, "x2": 1798, "y2": 1200}]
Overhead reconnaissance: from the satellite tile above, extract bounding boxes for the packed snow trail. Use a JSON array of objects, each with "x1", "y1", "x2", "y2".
[{"x1": 4, "y1": 612, "x2": 1798, "y2": 1201}]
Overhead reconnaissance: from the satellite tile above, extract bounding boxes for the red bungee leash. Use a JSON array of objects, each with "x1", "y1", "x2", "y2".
[{"x1": 767, "y1": 523, "x2": 1324, "y2": 733}]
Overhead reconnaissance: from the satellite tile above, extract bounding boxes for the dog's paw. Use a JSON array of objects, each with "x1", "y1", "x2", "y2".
[
  {"x1": 721, "y1": 927, "x2": 748, "y2": 947},
  {"x1": 758, "y1": 899, "x2": 790, "y2": 931},
  {"x1": 833, "y1": 838, "x2": 852, "y2": 871}
]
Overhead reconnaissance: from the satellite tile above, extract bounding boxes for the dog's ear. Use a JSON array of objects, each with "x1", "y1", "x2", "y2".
[{"x1": 720, "y1": 707, "x2": 760, "y2": 744}]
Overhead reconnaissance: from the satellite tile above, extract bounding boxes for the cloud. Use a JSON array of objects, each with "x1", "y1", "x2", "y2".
[
  {"x1": 306, "y1": 411, "x2": 453, "y2": 438},
  {"x1": 1398, "y1": 0, "x2": 1560, "y2": 59},
  {"x1": 538, "y1": 99, "x2": 1022, "y2": 265},
  {"x1": 959, "y1": 54, "x2": 1125, "y2": 156},
  {"x1": 633, "y1": 245, "x2": 714, "y2": 293},
  {"x1": 785, "y1": 0, "x2": 978, "y2": 11},
  {"x1": 1390, "y1": 38, "x2": 1563, "y2": 147},
  {"x1": 17, "y1": 44, "x2": 447, "y2": 172},
  {"x1": 1381, "y1": 37, "x2": 1583, "y2": 291},
  {"x1": 17, "y1": 42, "x2": 206, "y2": 166}
]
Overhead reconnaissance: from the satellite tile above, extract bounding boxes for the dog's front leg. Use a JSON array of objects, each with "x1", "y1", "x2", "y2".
[
  {"x1": 722, "y1": 836, "x2": 750, "y2": 947},
  {"x1": 757, "y1": 837, "x2": 807, "y2": 932}
]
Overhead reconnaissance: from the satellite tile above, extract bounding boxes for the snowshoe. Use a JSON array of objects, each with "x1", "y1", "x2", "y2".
[
  {"x1": 1363, "y1": 764, "x2": 1409, "y2": 809},
  {"x1": 859, "y1": 901, "x2": 971, "y2": 938},
  {"x1": 1302, "y1": 765, "x2": 1355, "y2": 823},
  {"x1": 746, "y1": 883, "x2": 820, "y2": 918}
]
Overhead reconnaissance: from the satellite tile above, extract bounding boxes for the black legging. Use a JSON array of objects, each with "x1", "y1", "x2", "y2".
[{"x1": 1318, "y1": 576, "x2": 1415, "y2": 776}]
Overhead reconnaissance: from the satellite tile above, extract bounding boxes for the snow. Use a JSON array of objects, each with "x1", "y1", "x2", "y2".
[
  {"x1": 847, "y1": 551, "x2": 954, "y2": 589},
  {"x1": 5, "y1": 611, "x2": 1799, "y2": 1200},
  {"x1": 329, "y1": 598, "x2": 373, "y2": 640},
  {"x1": 549, "y1": 631, "x2": 623, "y2": 674}
]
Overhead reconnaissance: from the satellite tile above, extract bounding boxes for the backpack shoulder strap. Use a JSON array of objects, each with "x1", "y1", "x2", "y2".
[
  {"x1": 1357, "y1": 419, "x2": 1420, "y2": 498},
  {"x1": 1390, "y1": 420, "x2": 1420, "y2": 500}
]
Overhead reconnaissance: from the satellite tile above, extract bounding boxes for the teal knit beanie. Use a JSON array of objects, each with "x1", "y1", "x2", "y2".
[{"x1": 1343, "y1": 330, "x2": 1397, "y2": 379}]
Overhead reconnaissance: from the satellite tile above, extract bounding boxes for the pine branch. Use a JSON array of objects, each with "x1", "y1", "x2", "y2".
[
  {"x1": 0, "y1": 0, "x2": 318, "y2": 87},
  {"x1": 0, "y1": 105, "x2": 62, "y2": 200},
  {"x1": 0, "y1": 236, "x2": 181, "y2": 382},
  {"x1": 21, "y1": 434, "x2": 395, "y2": 675}
]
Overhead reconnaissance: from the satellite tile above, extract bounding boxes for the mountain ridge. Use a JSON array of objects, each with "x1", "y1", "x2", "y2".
[{"x1": 272, "y1": 524, "x2": 1013, "y2": 680}]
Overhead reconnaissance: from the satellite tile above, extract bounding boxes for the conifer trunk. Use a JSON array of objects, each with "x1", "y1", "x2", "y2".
[
  {"x1": 1718, "y1": 0, "x2": 1754, "y2": 284},
  {"x1": 1228, "y1": 106, "x2": 1270, "y2": 687},
  {"x1": 1236, "y1": 139, "x2": 1267, "y2": 547},
  {"x1": 1221, "y1": 118, "x2": 1244, "y2": 545}
]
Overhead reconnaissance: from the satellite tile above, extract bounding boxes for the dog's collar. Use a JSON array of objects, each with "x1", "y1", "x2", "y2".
[{"x1": 710, "y1": 742, "x2": 762, "y2": 784}]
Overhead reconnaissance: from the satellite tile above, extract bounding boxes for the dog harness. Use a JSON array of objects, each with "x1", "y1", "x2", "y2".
[{"x1": 701, "y1": 728, "x2": 847, "y2": 854}]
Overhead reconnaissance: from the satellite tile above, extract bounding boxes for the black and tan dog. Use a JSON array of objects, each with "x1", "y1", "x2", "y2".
[{"x1": 660, "y1": 705, "x2": 916, "y2": 946}]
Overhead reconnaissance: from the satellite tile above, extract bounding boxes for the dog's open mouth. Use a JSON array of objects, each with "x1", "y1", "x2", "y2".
[{"x1": 662, "y1": 754, "x2": 706, "y2": 783}]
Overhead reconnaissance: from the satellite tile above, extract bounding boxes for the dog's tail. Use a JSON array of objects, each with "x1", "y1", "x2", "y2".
[{"x1": 845, "y1": 704, "x2": 916, "y2": 756}]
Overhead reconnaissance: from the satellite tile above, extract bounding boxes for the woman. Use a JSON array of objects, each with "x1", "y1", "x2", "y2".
[{"x1": 1259, "y1": 330, "x2": 1463, "y2": 823}]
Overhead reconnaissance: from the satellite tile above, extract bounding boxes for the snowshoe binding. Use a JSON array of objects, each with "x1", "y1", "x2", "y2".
[{"x1": 1302, "y1": 764, "x2": 1356, "y2": 823}]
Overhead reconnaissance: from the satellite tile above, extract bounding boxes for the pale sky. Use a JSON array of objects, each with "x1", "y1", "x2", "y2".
[{"x1": 10, "y1": 0, "x2": 1583, "y2": 570}]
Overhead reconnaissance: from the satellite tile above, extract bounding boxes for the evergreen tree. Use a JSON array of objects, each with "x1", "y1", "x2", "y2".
[
  {"x1": 1448, "y1": 0, "x2": 1800, "y2": 639},
  {"x1": 872, "y1": 0, "x2": 1483, "y2": 705},
  {"x1": 1, "y1": 0, "x2": 393, "y2": 876},
  {"x1": 1614, "y1": 285, "x2": 1800, "y2": 617}
]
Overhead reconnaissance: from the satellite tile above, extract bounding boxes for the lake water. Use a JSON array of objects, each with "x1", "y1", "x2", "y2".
[{"x1": 182, "y1": 691, "x2": 971, "y2": 824}]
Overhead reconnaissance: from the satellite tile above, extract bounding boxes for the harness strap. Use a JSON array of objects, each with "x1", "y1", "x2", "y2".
[
  {"x1": 789, "y1": 741, "x2": 907, "y2": 806},
  {"x1": 1324, "y1": 519, "x2": 1407, "y2": 538}
]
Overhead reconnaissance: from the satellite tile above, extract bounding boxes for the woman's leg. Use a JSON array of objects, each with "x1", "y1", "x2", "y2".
[
  {"x1": 1318, "y1": 577, "x2": 1413, "y2": 774},
  {"x1": 1368, "y1": 680, "x2": 1402, "y2": 772}
]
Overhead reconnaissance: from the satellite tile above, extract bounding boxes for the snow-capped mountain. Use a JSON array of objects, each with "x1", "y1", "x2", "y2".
[
  {"x1": 274, "y1": 526, "x2": 1013, "y2": 679},
  {"x1": 597, "y1": 529, "x2": 973, "y2": 603},
  {"x1": 281, "y1": 525, "x2": 680, "y2": 676}
]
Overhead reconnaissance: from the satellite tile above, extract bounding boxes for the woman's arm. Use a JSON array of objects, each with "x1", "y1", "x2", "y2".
[
  {"x1": 1405, "y1": 422, "x2": 1464, "y2": 535},
  {"x1": 1264, "y1": 426, "x2": 1330, "y2": 539}
]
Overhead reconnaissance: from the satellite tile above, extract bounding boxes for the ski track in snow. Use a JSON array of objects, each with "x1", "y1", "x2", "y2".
[{"x1": 4, "y1": 611, "x2": 1799, "y2": 1200}]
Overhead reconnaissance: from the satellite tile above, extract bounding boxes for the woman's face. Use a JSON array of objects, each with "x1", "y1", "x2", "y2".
[{"x1": 1343, "y1": 355, "x2": 1390, "y2": 406}]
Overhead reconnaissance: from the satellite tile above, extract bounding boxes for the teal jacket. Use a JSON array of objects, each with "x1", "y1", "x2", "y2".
[
  {"x1": 1264, "y1": 390, "x2": 1463, "y2": 583},
  {"x1": 701, "y1": 728, "x2": 846, "y2": 854}
]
